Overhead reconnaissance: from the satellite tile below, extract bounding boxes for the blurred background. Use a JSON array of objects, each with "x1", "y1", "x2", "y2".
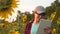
[{"x1": 0, "y1": 0, "x2": 60, "y2": 34}]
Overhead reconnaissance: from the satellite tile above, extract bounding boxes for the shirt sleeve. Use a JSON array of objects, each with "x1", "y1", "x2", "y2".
[{"x1": 24, "y1": 23, "x2": 31, "y2": 34}]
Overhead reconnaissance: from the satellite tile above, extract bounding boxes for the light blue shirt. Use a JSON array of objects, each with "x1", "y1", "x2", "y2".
[{"x1": 31, "y1": 23, "x2": 39, "y2": 34}]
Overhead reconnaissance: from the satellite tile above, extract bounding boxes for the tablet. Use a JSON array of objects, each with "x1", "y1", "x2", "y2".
[{"x1": 36, "y1": 19, "x2": 52, "y2": 34}]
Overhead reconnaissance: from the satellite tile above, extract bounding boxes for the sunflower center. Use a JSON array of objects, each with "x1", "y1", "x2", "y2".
[{"x1": 0, "y1": 0, "x2": 11, "y2": 11}]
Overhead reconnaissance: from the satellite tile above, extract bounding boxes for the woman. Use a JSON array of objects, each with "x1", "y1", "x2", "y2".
[{"x1": 24, "y1": 6, "x2": 51, "y2": 34}]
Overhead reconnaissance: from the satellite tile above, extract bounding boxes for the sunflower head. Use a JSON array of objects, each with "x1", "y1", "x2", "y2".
[{"x1": 0, "y1": 0, "x2": 18, "y2": 19}]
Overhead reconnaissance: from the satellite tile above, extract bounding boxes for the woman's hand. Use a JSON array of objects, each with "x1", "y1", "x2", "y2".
[{"x1": 44, "y1": 26, "x2": 51, "y2": 34}]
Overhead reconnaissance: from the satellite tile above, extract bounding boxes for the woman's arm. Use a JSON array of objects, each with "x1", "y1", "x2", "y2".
[{"x1": 24, "y1": 23, "x2": 30, "y2": 34}]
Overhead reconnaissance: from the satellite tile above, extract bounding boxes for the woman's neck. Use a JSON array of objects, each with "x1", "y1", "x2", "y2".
[{"x1": 33, "y1": 19, "x2": 39, "y2": 24}]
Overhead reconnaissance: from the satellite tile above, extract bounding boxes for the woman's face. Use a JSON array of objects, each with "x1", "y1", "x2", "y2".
[{"x1": 34, "y1": 12, "x2": 43, "y2": 21}]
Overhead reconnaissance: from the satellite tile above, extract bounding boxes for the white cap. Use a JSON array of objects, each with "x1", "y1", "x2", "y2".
[{"x1": 33, "y1": 6, "x2": 45, "y2": 14}]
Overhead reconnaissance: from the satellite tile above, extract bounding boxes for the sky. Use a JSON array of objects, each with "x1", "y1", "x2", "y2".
[
  {"x1": 6, "y1": 0, "x2": 55, "y2": 22},
  {"x1": 17, "y1": 0, "x2": 55, "y2": 13}
]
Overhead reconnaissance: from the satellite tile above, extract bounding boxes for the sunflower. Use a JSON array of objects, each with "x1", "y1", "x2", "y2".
[
  {"x1": 57, "y1": 18, "x2": 60, "y2": 25},
  {"x1": 50, "y1": 12, "x2": 56, "y2": 21},
  {"x1": 52, "y1": 28, "x2": 56, "y2": 34},
  {"x1": 15, "y1": 31, "x2": 20, "y2": 34},
  {"x1": 8, "y1": 30, "x2": 15, "y2": 34},
  {"x1": 22, "y1": 15, "x2": 27, "y2": 22},
  {"x1": 0, "y1": 0, "x2": 19, "y2": 19}
]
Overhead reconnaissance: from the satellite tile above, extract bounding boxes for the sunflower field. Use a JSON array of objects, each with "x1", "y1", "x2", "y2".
[
  {"x1": 45, "y1": 0, "x2": 60, "y2": 34},
  {"x1": 0, "y1": 0, "x2": 60, "y2": 34}
]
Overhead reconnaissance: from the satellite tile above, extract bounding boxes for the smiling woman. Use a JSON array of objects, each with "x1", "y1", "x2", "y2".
[{"x1": 0, "y1": 0, "x2": 18, "y2": 19}]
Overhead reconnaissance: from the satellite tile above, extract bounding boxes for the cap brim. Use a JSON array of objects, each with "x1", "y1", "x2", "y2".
[{"x1": 37, "y1": 11, "x2": 45, "y2": 14}]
